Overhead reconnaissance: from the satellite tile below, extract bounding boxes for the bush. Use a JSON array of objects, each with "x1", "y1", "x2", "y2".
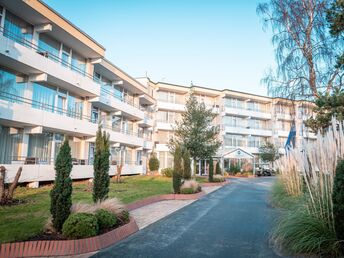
[
  {"x1": 212, "y1": 175, "x2": 225, "y2": 182},
  {"x1": 180, "y1": 188, "x2": 195, "y2": 194},
  {"x1": 118, "y1": 210, "x2": 130, "y2": 224},
  {"x1": 149, "y1": 153, "x2": 160, "y2": 172},
  {"x1": 95, "y1": 209, "x2": 117, "y2": 231},
  {"x1": 161, "y1": 168, "x2": 173, "y2": 177},
  {"x1": 215, "y1": 162, "x2": 222, "y2": 175},
  {"x1": 208, "y1": 157, "x2": 214, "y2": 182},
  {"x1": 230, "y1": 163, "x2": 241, "y2": 174},
  {"x1": 50, "y1": 140, "x2": 73, "y2": 232},
  {"x1": 181, "y1": 179, "x2": 201, "y2": 194},
  {"x1": 333, "y1": 160, "x2": 344, "y2": 242},
  {"x1": 62, "y1": 213, "x2": 98, "y2": 239},
  {"x1": 272, "y1": 207, "x2": 339, "y2": 257}
]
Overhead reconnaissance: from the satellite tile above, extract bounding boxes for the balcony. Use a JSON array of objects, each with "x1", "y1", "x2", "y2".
[
  {"x1": 223, "y1": 106, "x2": 271, "y2": 120},
  {"x1": 143, "y1": 140, "x2": 154, "y2": 150},
  {"x1": 276, "y1": 113, "x2": 293, "y2": 121},
  {"x1": 90, "y1": 87, "x2": 144, "y2": 120},
  {"x1": 102, "y1": 125, "x2": 144, "y2": 147},
  {"x1": 223, "y1": 125, "x2": 272, "y2": 137},
  {"x1": 157, "y1": 101, "x2": 185, "y2": 112},
  {"x1": 156, "y1": 121, "x2": 174, "y2": 130},
  {"x1": 138, "y1": 111, "x2": 154, "y2": 127},
  {"x1": 0, "y1": 91, "x2": 97, "y2": 136},
  {"x1": 0, "y1": 26, "x2": 100, "y2": 97}
]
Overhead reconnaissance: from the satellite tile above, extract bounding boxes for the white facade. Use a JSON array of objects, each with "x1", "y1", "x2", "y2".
[
  {"x1": 143, "y1": 80, "x2": 316, "y2": 173},
  {"x1": 0, "y1": 0, "x2": 154, "y2": 184}
]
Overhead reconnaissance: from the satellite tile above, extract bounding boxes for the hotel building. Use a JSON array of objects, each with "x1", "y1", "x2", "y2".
[
  {"x1": 0, "y1": 0, "x2": 155, "y2": 186},
  {"x1": 138, "y1": 79, "x2": 316, "y2": 174},
  {"x1": 0, "y1": 0, "x2": 315, "y2": 185}
]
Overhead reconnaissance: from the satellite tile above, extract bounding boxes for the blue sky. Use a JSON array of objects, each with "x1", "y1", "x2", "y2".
[{"x1": 44, "y1": 0, "x2": 275, "y2": 96}]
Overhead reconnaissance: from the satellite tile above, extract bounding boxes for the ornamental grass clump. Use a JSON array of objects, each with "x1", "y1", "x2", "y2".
[{"x1": 273, "y1": 118, "x2": 344, "y2": 256}]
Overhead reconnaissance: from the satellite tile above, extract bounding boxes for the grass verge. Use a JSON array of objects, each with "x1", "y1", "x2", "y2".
[{"x1": 0, "y1": 175, "x2": 172, "y2": 243}]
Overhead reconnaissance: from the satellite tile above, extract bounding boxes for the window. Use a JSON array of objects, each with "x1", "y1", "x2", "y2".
[
  {"x1": 224, "y1": 98, "x2": 244, "y2": 109},
  {"x1": 67, "y1": 94, "x2": 83, "y2": 118},
  {"x1": 28, "y1": 132, "x2": 53, "y2": 163},
  {"x1": 0, "y1": 126, "x2": 22, "y2": 164},
  {"x1": 38, "y1": 34, "x2": 60, "y2": 61},
  {"x1": 91, "y1": 106, "x2": 99, "y2": 123},
  {"x1": 224, "y1": 134, "x2": 246, "y2": 147},
  {"x1": 223, "y1": 116, "x2": 245, "y2": 128},
  {"x1": 0, "y1": 67, "x2": 26, "y2": 102},
  {"x1": 32, "y1": 83, "x2": 56, "y2": 112},
  {"x1": 4, "y1": 11, "x2": 33, "y2": 46},
  {"x1": 61, "y1": 45, "x2": 71, "y2": 67},
  {"x1": 71, "y1": 51, "x2": 86, "y2": 74}
]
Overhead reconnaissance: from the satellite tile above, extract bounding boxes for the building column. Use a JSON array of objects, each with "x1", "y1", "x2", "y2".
[
  {"x1": 191, "y1": 159, "x2": 194, "y2": 176},
  {"x1": 198, "y1": 160, "x2": 201, "y2": 175},
  {"x1": 20, "y1": 132, "x2": 29, "y2": 161}
]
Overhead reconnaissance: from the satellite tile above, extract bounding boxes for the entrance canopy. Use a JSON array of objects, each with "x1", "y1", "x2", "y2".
[
  {"x1": 222, "y1": 148, "x2": 254, "y2": 159},
  {"x1": 221, "y1": 148, "x2": 256, "y2": 174}
]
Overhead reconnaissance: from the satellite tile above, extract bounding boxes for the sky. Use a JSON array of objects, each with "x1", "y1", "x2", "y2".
[{"x1": 43, "y1": 0, "x2": 276, "y2": 96}]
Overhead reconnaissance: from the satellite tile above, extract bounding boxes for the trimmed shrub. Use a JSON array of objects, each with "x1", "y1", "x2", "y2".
[
  {"x1": 95, "y1": 209, "x2": 117, "y2": 231},
  {"x1": 182, "y1": 149, "x2": 192, "y2": 180},
  {"x1": 50, "y1": 140, "x2": 73, "y2": 232},
  {"x1": 173, "y1": 145, "x2": 183, "y2": 193},
  {"x1": 62, "y1": 213, "x2": 98, "y2": 239},
  {"x1": 216, "y1": 162, "x2": 222, "y2": 175},
  {"x1": 161, "y1": 168, "x2": 173, "y2": 177},
  {"x1": 149, "y1": 153, "x2": 160, "y2": 172},
  {"x1": 173, "y1": 169, "x2": 182, "y2": 194},
  {"x1": 93, "y1": 127, "x2": 110, "y2": 203},
  {"x1": 333, "y1": 160, "x2": 344, "y2": 241},
  {"x1": 208, "y1": 157, "x2": 214, "y2": 182}
]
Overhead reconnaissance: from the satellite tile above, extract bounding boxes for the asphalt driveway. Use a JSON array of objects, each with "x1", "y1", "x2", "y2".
[{"x1": 93, "y1": 177, "x2": 281, "y2": 258}]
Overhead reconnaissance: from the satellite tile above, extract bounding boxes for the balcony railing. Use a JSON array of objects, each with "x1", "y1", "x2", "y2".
[
  {"x1": 0, "y1": 90, "x2": 95, "y2": 123},
  {"x1": 100, "y1": 87, "x2": 139, "y2": 109},
  {"x1": 0, "y1": 25, "x2": 97, "y2": 82}
]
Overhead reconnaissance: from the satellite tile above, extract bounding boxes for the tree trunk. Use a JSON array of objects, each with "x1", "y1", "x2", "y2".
[
  {"x1": 0, "y1": 166, "x2": 5, "y2": 203},
  {"x1": 8, "y1": 167, "x2": 22, "y2": 200},
  {"x1": 116, "y1": 164, "x2": 123, "y2": 183}
]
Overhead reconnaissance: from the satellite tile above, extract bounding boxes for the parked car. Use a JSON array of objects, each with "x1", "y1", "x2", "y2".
[{"x1": 256, "y1": 167, "x2": 276, "y2": 176}]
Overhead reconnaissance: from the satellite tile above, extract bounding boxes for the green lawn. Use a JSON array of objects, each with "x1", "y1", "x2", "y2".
[{"x1": 0, "y1": 175, "x2": 172, "y2": 243}]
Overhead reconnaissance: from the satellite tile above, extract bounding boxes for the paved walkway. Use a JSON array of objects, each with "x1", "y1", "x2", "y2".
[
  {"x1": 93, "y1": 177, "x2": 281, "y2": 258},
  {"x1": 131, "y1": 185, "x2": 222, "y2": 229}
]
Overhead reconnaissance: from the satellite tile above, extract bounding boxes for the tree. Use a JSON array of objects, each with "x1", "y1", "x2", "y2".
[
  {"x1": 172, "y1": 145, "x2": 183, "y2": 193},
  {"x1": 259, "y1": 142, "x2": 279, "y2": 167},
  {"x1": 0, "y1": 166, "x2": 22, "y2": 204},
  {"x1": 305, "y1": 87, "x2": 344, "y2": 132},
  {"x1": 208, "y1": 157, "x2": 214, "y2": 182},
  {"x1": 327, "y1": 0, "x2": 344, "y2": 70},
  {"x1": 257, "y1": 0, "x2": 343, "y2": 100},
  {"x1": 148, "y1": 153, "x2": 160, "y2": 174},
  {"x1": 170, "y1": 94, "x2": 221, "y2": 175},
  {"x1": 332, "y1": 159, "x2": 344, "y2": 242},
  {"x1": 182, "y1": 148, "x2": 191, "y2": 180},
  {"x1": 215, "y1": 161, "x2": 222, "y2": 175},
  {"x1": 50, "y1": 140, "x2": 73, "y2": 232},
  {"x1": 93, "y1": 127, "x2": 110, "y2": 203}
]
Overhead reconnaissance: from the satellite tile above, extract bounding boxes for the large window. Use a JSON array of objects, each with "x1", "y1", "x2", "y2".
[
  {"x1": 28, "y1": 132, "x2": 53, "y2": 163},
  {"x1": 223, "y1": 116, "x2": 246, "y2": 128},
  {"x1": 157, "y1": 111, "x2": 181, "y2": 123},
  {"x1": 0, "y1": 126, "x2": 22, "y2": 164},
  {"x1": 38, "y1": 34, "x2": 60, "y2": 61},
  {"x1": 224, "y1": 98, "x2": 244, "y2": 109},
  {"x1": 0, "y1": 67, "x2": 26, "y2": 102},
  {"x1": 224, "y1": 134, "x2": 246, "y2": 147},
  {"x1": 248, "y1": 136, "x2": 267, "y2": 148},
  {"x1": 32, "y1": 83, "x2": 56, "y2": 112},
  {"x1": 71, "y1": 51, "x2": 86, "y2": 74},
  {"x1": 4, "y1": 11, "x2": 33, "y2": 46}
]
